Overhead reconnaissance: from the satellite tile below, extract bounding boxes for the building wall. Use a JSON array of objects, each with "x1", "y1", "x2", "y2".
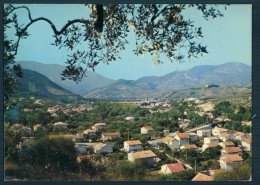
[{"x1": 124, "y1": 143, "x2": 142, "y2": 152}]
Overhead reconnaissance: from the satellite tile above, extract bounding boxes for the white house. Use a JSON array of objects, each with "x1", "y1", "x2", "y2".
[
  {"x1": 124, "y1": 140, "x2": 142, "y2": 152},
  {"x1": 125, "y1": 117, "x2": 135, "y2": 122},
  {"x1": 221, "y1": 147, "x2": 242, "y2": 157},
  {"x1": 212, "y1": 127, "x2": 228, "y2": 136},
  {"x1": 92, "y1": 123, "x2": 107, "y2": 131},
  {"x1": 220, "y1": 154, "x2": 243, "y2": 170},
  {"x1": 197, "y1": 129, "x2": 212, "y2": 138},
  {"x1": 233, "y1": 132, "x2": 247, "y2": 141},
  {"x1": 161, "y1": 163, "x2": 185, "y2": 174},
  {"x1": 202, "y1": 143, "x2": 219, "y2": 152},
  {"x1": 219, "y1": 141, "x2": 235, "y2": 148},
  {"x1": 219, "y1": 133, "x2": 236, "y2": 142},
  {"x1": 175, "y1": 133, "x2": 190, "y2": 146},
  {"x1": 189, "y1": 133, "x2": 198, "y2": 142},
  {"x1": 163, "y1": 136, "x2": 180, "y2": 149},
  {"x1": 241, "y1": 139, "x2": 251, "y2": 151},
  {"x1": 93, "y1": 143, "x2": 113, "y2": 154},
  {"x1": 204, "y1": 137, "x2": 219, "y2": 144},
  {"x1": 83, "y1": 129, "x2": 96, "y2": 135},
  {"x1": 128, "y1": 150, "x2": 157, "y2": 165},
  {"x1": 141, "y1": 126, "x2": 154, "y2": 135},
  {"x1": 101, "y1": 132, "x2": 121, "y2": 141}
]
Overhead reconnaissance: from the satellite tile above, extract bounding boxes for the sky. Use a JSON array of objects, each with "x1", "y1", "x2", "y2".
[{"x1": 9, "y1": 4, "x2": 252, "y2": 80}]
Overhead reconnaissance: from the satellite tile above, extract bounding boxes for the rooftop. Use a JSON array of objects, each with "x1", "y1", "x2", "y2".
[
  {"x1": 131, "y1": 150, "x2": 157, "y2": 159},
  {"x1": 163, "y1": 136, "x2": 175, "y2": 142},
  {"x1": 221, "y1": 154, "x2": 243, "y2": 164},
  {"x1": 233, "y1": 132, "x2": 246, "y2": 137},
  {"x1": 207, "y1": 143, "x2": 219, "y2": 147},
  {"x1": 102, "y1": 132, "x2": 120, "y2": 136},
  {"x1": 182, "y1": 144, "x2": 198, "y2": 149},
  {"x1": 222, "y1": 141, "x2": 235, "y2": 146},
  {"x1": 93, "y1": 123, "x2": 107, "y2": 127},
  {"x1": 198, "y1": 129, "x2": 211, "y2": 132},
  {"x1": 223, "y1": 147, "x2": 242, "y2": 154},
  {"x1": 176, "y1": 133, "x2": 190, "y2": 139},
  {"x1": 192, "y1": 173, "x2": 213, "y2": 181},
  {"x1": 142, "y1": 126, "x2": 154, "y2": 131},
  {"x1": 205, "y1": 136, "x2": 219, "y2": 140},
  {"x1": 166, "y1": 163, "x2": 185, "y2": 174},
  {"x1": 125, "y1": 140, "x2": 142, "y2": 145},
  {"x1": 242, "y1": 139, "x2": 252, "y2": 144}
]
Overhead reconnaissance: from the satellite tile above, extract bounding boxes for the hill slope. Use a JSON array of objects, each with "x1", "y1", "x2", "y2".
[
  {"x1": 15, "y1": 69, "x2": 84, "y2": 103},
  {"x1": 84, "y1": 62, "x2": 251, "y2": 100},
  {"x1": 17, "y1": 61, "x2": 115, "y2": 95}
]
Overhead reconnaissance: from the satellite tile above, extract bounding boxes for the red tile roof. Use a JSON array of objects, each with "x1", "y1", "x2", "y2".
[
  {"x1": 192, "y1": 173, "x2": 213, "y2": 181},
  {"x1": 131, "y1": 150, "x2": 157, "y2": 159},
  {"x1": 221, "y1": 154, "x2": 243, "y2": 164},
  {"x1": 224, "y1": 147, "x2": 242, "y2": 154},
  {"x1": 166, "y1": 163, "x2": 185, "y2": 174},
  {"x1": 102, "y1": 132, "x2": 120, "y2": 136}
]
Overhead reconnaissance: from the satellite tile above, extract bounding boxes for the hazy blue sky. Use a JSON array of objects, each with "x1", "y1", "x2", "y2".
[{"x1": 10, "y1": 4, "x2": 251, "y2": 80}]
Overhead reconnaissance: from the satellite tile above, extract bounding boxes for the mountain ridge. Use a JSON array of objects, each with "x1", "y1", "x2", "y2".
[{"x1": 84, "y1": 62, "x2": 251, "y2": 100}]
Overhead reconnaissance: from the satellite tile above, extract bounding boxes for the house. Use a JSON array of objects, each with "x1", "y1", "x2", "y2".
[
  {"x1": 77, "y1": 155, "x2": 91, "y2": 163},
  {"x1": 53, "y1": 122, "x2": 68, "y2": 130},
  {"x1": 192, "y1": 173, "x2": 213, "y2": 181},
  {"x1": 175, "y1": 133, "x2": 190, "y2": 146},
  {"x1": 141, "y1": 126, "x2": 154, "y2": 135},
  {"x1": 212, "y1": 127, "x2": 228, "y2": 136},
  {"x1": 180, "y1": 144, "x2": 198, "y2": 151},
  {"x1": 124, "y1": 140, "x2": 142, "y2": 152},
  {"x1": 219, "y1": 141, "x2": 235, "y2": 148},
  {"x1": 101, "y1": 132, "x2": 121, "y2": 141},
  {"x1": 33, "y1": 124, "x2": 46, "y2": 131},
  {"x1": 163, "y1": 136, "x2": 180, "y2": 149},
  {"x1": 204, "y1": 137, "x2": 219, "y2": 144},
  {"x1": 128, "y1": 150, "x2": 157, "y2": 165},
  {"x1": 161, "y1": 163, "x2": 185, "y2": 174},
  {"x1": 72, "y1": 133, "x2": 84, "y2": 141},
  {"x1": 233, "y1": 132, "x2": 247, "y2": 141},
  {"x1": 202, "y1": 143, "x2": 219, "y2": 152},
  {"x1": 197, "y1": 129, "x2": 211, "y2": 138},
  {"x1": 125, "y1": 117, "x2": 135, "y2": 122},
  {"x1": 93, "y1": 143, "x2": 113, "y2": 154},
  {"x1": 221, "y1": 147, "x2": 242, "y2": 157},
  {"x1": 83, "y1": 129, "x2": 96, "y2": 135},
  {"x1": 189, "y1": 133, "x2": 198, "y2": 142},
  {"x1": 220, "y1": 154, "x2": 243, "y2": 170},
  {"x1": 241, "y1": 139, "x2": 251, "y2": 151},
  {"x1": 92, "y1": 123, "x2": 107, "y2": 131},
  {"x1": 219, "y1": 133, "x2": 236, "y2": 142}
]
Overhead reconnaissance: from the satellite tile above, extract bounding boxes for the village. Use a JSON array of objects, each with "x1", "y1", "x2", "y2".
[{"x1": 8, "y1": 95, "x2": 252, "y2": 181}]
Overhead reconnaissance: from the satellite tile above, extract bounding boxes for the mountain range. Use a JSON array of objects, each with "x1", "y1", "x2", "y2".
[
  {"x1": 84, "y1": 62, "x2": 251, "y2": 100},
  {"x1": 16, "y1": 61, "x2": 251, "y2": 101}
]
